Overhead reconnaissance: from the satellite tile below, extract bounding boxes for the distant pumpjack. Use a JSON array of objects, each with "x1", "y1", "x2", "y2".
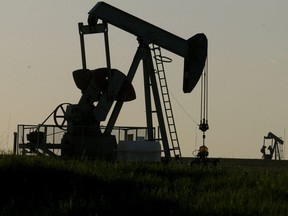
[{"x1": 261, "y1": 132, "x2": 284, "y2": 160}]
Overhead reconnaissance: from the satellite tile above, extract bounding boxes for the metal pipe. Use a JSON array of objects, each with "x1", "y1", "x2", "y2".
[{"x1": 78, "y1": 23, "x2": 87, "y2": 69}]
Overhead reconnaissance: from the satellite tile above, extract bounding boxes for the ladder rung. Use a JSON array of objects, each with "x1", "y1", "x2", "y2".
[{"x1": 150, "y1": 46, "x2": 160, "y2": 51}]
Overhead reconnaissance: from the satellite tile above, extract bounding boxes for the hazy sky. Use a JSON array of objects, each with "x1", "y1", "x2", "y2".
[{"x1": 1, "y1": 0, "x2": 288, "y2": 159}]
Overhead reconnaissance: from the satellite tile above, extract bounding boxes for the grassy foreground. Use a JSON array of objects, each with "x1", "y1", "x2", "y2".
[{"x1": 0, "y1": 156, "x2": 288, "y2": 215}]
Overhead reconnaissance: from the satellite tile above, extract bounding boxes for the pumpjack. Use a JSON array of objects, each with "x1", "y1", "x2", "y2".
[
  {"x1": 17, "y1": 2, "x2": 208, "y2": 160},
  {"x1": 261, "y1": 132, "x2": 284, "y2": 160}
]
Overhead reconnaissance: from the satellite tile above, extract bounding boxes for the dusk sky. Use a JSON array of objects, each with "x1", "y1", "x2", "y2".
[{"x1": 1, "y1": 0, "x2": 288, "y2": 159}]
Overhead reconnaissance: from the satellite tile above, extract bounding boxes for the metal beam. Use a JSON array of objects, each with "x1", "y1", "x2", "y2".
[{"x1": 88, "y1": 2, "x2": 189, "y2": 57}]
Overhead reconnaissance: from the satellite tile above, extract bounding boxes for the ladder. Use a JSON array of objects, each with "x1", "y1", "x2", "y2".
[{"x1": 151, "y1": 44, "x2": 182, "y2": 158}]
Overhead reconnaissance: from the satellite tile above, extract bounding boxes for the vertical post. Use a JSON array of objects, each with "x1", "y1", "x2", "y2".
[
  {"x1": 78, "y1": 23, "x2": 87, "y2": 69},
  {"x1": 143, "y1": 51, "x2": 154, "y2": 140},
  {"x1": 142, "y1": 45, "x2": 171, "y2": 159},
  {"x1": 13, "y1": 132, "x2": 17, "y2": 155},
  {"x1": 103, "y1": 22, "x2": 111, "y2": 73},
  {"x1": 103, "y1": 22, "x2": 114, "y2": 99}
]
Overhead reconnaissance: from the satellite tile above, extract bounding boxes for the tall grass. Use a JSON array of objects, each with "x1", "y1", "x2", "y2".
[{"x1": 0, "y1": 155, "x2": 287, "y2": 215}]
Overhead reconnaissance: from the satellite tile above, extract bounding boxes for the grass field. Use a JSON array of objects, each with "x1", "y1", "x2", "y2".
[{"x1": 0, "y1": 155, "x2": 288, "y2": 215}]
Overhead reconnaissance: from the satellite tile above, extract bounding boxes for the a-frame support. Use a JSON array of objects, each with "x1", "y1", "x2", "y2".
[{"x1": 104, "y1": 41, "x2": 171, "y2": 159}]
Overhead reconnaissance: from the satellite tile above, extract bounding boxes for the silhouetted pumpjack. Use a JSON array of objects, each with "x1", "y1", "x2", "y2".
[{"x1": 261, "y1": 132, "x2": 284, "y2": 160}]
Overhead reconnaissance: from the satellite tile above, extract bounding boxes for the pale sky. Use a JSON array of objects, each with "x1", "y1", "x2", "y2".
[{"x1": 1, "y1": 0, "x2": 288, "y2": 159}]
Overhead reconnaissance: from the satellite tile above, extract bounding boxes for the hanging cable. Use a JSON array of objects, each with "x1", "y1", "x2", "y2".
[
  {"x1": 199, "y1": 57, "x2": 209, "y2": 146},
  {"x1": 169, "y1": 90, "x2": 199, "y2": 126},
  {"x1": 196, "y1": 56, "x2": 209, "y2": 160}
]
